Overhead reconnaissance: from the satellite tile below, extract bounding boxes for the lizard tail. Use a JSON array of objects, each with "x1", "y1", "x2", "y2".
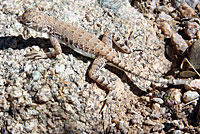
[{"x1": 106, "y1": 52, "x2": 191, "y2": 85}]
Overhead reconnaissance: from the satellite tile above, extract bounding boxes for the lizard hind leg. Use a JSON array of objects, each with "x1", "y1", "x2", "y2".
[
  {"x1": 89, "y1": 56, "x2": 117, "y2": 116},
  {"x1": 89, "y1": 56, "x2": 117, "y2": 91}
]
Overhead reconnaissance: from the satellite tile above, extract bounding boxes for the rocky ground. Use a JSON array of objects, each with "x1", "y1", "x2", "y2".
[{"x1": 0, "y1": 0, "x2": 200, "y2": 133}]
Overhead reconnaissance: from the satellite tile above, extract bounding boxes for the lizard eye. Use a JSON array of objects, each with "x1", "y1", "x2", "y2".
[{"x1": 25, "y1": 21, "x2": 32, "y2": 25}]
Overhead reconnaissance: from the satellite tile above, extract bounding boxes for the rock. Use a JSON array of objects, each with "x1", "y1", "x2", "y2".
[
  {"x1": 160, "y1": 22, "x2": 172, "y2": 36},
  {"x1": 171, "y1": 32, "x2": 188, "y2": 55},
  {"x1": 164, "y1": 89, "x2": 182, "y2": 106},
  {"x1": 130, "y1": 114, "x2": 143, "y2": 125},
  {"x1": 152, "y1": 97, "x2": 164, "y2": 104},
  {"x1": 173, "y1": 130, "x2": 184, "y2": 134},
  {"x1": 12, "y1": 88, "x2": 23, "y2": 98},
  {"x1": 35, "y1": 85, "x2": 51, "y2": 103},
  {"x1": 185, "y1": 79, "x2": 200, "y2": 91},
  {"x1": 197, "y1": 2, "x2": 200, "y2": 12},
  {"x1": 32, "y1": 71, "x2": 41, "y2": 81},
  {"x1": 24, "y1": 119, "x2": 38, "y2": 132},
  {"x1": 55, "y1": 64, "x2": 65, "y2": 74},
  {"x1": 185, "y1": 21, "x2": 200, "y2": 39},
  {"x1": 178, "y1": 2, "x2": 197, "y2": 18},
  {"x1": 187, "y1": 39, "x2": 200, "y2": 69},
  {"x1": 183, "y1": 90, "x2": 199, "y2": 103},
  {"x1": 152, "y1": 124, "x2": 165, "y2": 132},
  {"x1": 172, "y1": 0, "x2": 199, "y2": 9},
  {"x1": 157, "y1": 12, "x2": 173, "y2": 22}
]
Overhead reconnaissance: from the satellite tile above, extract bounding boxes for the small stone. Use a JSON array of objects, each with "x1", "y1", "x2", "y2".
[
  {"x1": 160, "y1": 107, "x2": 167, "y2": 115},
  {"x1": 0, "y1": 79, "x2": 5, "y2": 86},
  {"x1": 117, "y1": 121, "x2": 129, "y2": 134},
  {"x1": 12, "y1": 88, "x2": 23, "y2": 98},
  {"x1": 187, "y1": 39, "x2": 200, "y2": 69},
  {"x1": 152, "y1": 124, "x2": 165, "y2": 132},
  {"x1": 183, "y1": 91, "x2": 199, "y2": 103},
  {"x1": 197, "y1": 2, "x2": 200, "y2": 12},
  {"x1": 164, "y1": 88, "x2": 182, "y2": 106},
  {"x1": 197, "y1": 31, "x2": 200, "y2": 39},
  {"x1": 55, "y1": 64, "x2": 65, "y2": 74},
  {"x1": 32, "y1": 71, "x2": 41, "y2": 81},
  {"x1": 185, "y1": 79, "x2": 200, "y2": 91},
  {"x1": 185, "y1": 22, "x2": 200, "y2": 39},
  {"x1": 152, "y1": 98, "x2": 164, "y2": 104},
  {"x1": 157, "y1": 12, "x2": 173, "y2": 22},
  {"x1": 173, "y1": 130, "x2": 184, "y2": 134},
  {"x1": 144, "y1": 118, "x2": 156, "y2": 126},
  {"x1": 24, "y1": 64, "x2": 32, "y2": 72},
  {"x1": 24, "y1": 120, "x2": 38, "y2": 132},
  {"x1": 27, "y1": 109, "x2": 39, "y2": 116},
  {"x1": 172, "y1": 0, "x2": 199, "y2": 9},
  {"x1": 152, "y1": 103, "x2": 161, "y2": 112},
  {"x1": 36, "y1": 85, "x2": 51, "y2": 103},
  {"x1": 160, "y1": 22, "x2": 172, "y2": 36},
  {"x1": 178, "y1": 2, "x2": 197, "y2": 18},
  {"x1": 130, "y1": 114, "x2": 143, "y2": 125},
  {"x1": 171, "y1": 32, "x2": 188, "y2": 55},
  {"x1": 63, "y1": 103, "x2": 75, "y2": 114}
]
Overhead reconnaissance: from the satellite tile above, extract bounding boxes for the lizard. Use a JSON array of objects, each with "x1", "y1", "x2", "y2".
[{"x1": 17, "y1": 8, "x2": 192, "y2": 91}]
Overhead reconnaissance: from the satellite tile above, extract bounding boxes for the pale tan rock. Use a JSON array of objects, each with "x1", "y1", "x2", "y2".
[
  {"x1": 171, "y1": 32, "x2": 188, "y2": 54},
  {"x1": 178, "y1": 2, "x2": 197, "y2": 18}
]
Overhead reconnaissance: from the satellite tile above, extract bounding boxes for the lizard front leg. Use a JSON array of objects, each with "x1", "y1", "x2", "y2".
[{"x1": 25, "y1": 36, "x2": 62, "y2": 59}]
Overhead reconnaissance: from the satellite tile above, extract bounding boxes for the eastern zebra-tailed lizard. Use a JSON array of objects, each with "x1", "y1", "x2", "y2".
[{"x1": 17, "y1": 9, "x2": 192, "y2": 91}]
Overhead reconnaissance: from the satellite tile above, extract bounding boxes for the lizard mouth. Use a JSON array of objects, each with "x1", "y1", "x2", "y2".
[
  {"x1": 17, "y1": 15, "x2": 22, "y2": 23},
  {"x1": 17, "y1": 15, "x2": 32, "y2": 26}
]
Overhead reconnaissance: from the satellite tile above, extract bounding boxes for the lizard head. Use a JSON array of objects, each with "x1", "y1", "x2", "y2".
[
  {"x1": 17, "y1": 9, "x2": 52, "y2": 33},
  {"x1": 18, "y1": 9, "x2": 41, "y2": 27}
]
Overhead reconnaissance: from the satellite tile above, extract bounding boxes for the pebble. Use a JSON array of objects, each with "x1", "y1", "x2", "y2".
[
  {"x1": 152, "y1": 103, "x2": 161, "y2": 113},
  {"x1": 171, "y1": 32, "x2": 188, "y2": 55},
  {"x1": 63, "y1": 103, "x2": 75, "y2": 114},
  {"x1": 164, "y1": 88, "x2": 182, "y2": 106},
  {"x1": 173, "y1": 130, "x2": 184, "y2": 134},
  {"x1": 55, "y1": 64, "x2": 65, "y2": 74},
  {"x1": 35, "y1": 85, "x2": 51, "y2": 103},
  {"x1": 185, "y1": 21, "x2": 200, "y2": 39},
  {"x1": 11, "y1": 88, "x2": 23, "y2": 98},
  {"x1": 160, "y1": 22, "x2": 172, "y2": 36},
  {"x1": 24, "y1": 120, "x2": 38, "y2": 132},
  {"x1": 160, "y1": 107, "x2": 167, "y2": 115},
  {"x1": 183, "y1": 90, "x2": 199, "y2": 103},
  {"x1": 24, "y1": 64, "x2": 32, "y2": 72},
  {"x1": 130, "y1": 114, "x2": 143, "y2": 125},
  {"x1": 172, "y1": 120, "x2": 184, "y2": 130},
  {"x1": 152, "y1": 124, "x2": 165, "y2": 132},
  {"x1": 197, "y1": 3, "x2": 200, "y2": 12},
  {"x1": 143, "y1": 118, "x2": 156, "y2": 126},
  {"x1": 178, "y1": 2, "x2": 197, "y2": 18},
  {"x1": 187, "y1": 39, "x2": 200, "y2": 70},
  {"x1": 157, "y1": 12, "x2": 173, "y2": 22},
  {"x1": 172, "y1": 0, "x2": 199, "y2": 9},
  {"x1": 185, "y1": 79, "x2": 200, "y2": 91},
  {"x1": 152, "y1": 97, "x2": 164, "y2": 104},
  {"x1": 32, "y1": 71, "x2": 41, "y2": 81},
  {"x1": 0, "y1": 79, "x2": 5, "y2": 86}
]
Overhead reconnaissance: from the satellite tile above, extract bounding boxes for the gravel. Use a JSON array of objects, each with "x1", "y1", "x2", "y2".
[{"x1": 0, "y1": 0, "x2": 200, "y2": 133}]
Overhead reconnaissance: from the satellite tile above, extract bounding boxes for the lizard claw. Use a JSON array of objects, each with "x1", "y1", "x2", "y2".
[{"x1": 24, "y1": 51, "x2": 49, "y2": 60}]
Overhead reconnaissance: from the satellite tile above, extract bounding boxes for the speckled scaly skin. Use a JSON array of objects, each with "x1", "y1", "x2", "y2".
[{"x1": 17, "y1": 9, "x2": 192, "y2": 90}]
